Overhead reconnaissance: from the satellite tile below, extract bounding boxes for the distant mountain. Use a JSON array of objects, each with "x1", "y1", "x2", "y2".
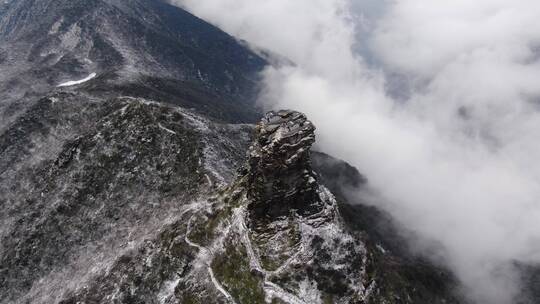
[
  {"x1": 0, "y1": 0, "x2": 266, "y2": 124},
  {"x1": 0, "y1": 1, "x2": 466, "y2": 303}
]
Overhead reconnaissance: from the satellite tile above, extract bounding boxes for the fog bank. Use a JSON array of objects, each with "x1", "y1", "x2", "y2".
[{"x1": 177, "y1": 1, "x2": 540, "y2": 303}]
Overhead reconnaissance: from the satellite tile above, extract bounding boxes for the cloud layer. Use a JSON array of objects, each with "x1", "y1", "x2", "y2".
[{"x1": 177, "y1": 0, "x2": 540, "y2": 303}]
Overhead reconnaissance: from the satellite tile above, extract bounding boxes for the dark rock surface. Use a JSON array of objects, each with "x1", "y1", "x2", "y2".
[
  {"x1": 0, "y1": 0, "x2": 266, "y2": 125},
  {"x1": 246, "y1": 110, "x2": 322, "y2": 219}
]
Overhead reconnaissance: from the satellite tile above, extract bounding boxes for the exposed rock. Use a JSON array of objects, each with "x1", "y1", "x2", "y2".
[
  {"x1": 216, "y1": 111, "x2": 464, "y2": 304},
  {"x1": 246, "y1": 110, "x2": 323, "y2": 220},
  {"x1": 0, "y1": 1, "x2": 469, "y2": 302}
]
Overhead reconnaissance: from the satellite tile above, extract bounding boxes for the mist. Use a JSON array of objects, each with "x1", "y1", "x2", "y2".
[{"x1": 176, "y1": 0, "x2": 540, "y2": 303}]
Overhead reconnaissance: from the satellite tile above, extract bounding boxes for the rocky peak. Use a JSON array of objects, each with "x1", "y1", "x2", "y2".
[{"x1": 245, "y1": 110, "x2": 322, "y2": 219}]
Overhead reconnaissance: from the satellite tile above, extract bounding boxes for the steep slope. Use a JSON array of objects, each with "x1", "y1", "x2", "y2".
[
  {"x1": 0, "y1": 3, "x2": 267, "y2": 300},
  {"x1": 195, "y1": 110, "x2": 463, "y2": 304},
  {"x1": 0, "y1": 93, "x2": 252, "y2": 303},
  {"x1": 0, "y1": 98, "x2": 464, "y2": 303},
  {"x1": 0, "y1": 1, "x2": 468, "y2": 303},
  {"x1": 59, "y1": 110, "x2": 462, "y2": 304},
  {"x1": 0, "y1": 0, "x2": 266, "y2": 125}
]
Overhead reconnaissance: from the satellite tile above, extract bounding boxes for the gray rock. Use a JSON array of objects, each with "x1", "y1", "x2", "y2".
[{"x1": 246, "y1": 110, "x2": 323, "y2": 220}]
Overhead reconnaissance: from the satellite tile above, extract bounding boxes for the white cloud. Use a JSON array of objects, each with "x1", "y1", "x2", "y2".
[{"x1": 177, "y1": 0, "x2": 540, "y2": 303}]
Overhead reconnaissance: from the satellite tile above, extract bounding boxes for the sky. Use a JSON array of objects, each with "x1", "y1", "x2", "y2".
[{"x1": 176, "y1": 1, "x2": 540, "y2": 303}]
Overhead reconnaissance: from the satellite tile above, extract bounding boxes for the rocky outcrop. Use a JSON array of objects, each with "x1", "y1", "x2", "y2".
[
  {"x1": 0, "y1": 101, "x2": 465, "y2": 303},
  {"x1": 0, "y1": 0, "x2": 469, "y2": 301},
  {"x1": 245, "y1": 110, "x2": 323, "y2": 220},
  {"x1": 218, "y1": 110, "x2": 464, "y2": 304}
]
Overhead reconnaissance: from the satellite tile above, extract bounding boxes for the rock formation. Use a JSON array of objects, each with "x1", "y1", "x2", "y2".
[
  {"x1": 245, "y1": 110, "x2": 324, "y2": 220},
  {"x1": 0, "y1": 0, "x2": 467, "y2": 302}
]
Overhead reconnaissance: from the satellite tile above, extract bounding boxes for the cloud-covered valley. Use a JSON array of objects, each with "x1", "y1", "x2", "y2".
[{"x1": 176, "y1": 1, "x2": 540, "y2": 303}]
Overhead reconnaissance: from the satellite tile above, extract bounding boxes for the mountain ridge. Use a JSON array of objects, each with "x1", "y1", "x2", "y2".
[
  {"x1": 0, "y1": 1, "x2": 467, "y2": 303},
  {"x1": 0, "y1": 0, "x2": 266, "y2": 125}
]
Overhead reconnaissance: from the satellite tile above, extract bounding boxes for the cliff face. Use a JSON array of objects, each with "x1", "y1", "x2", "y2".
[
  {"x1": 0, "y1": 1, "x2": 467, "y2": 303},
  {"x1": 246, "y1": 110, "x2": 322, "y2": 220},
  {"x1": 210, "y1": 110, "x2": 463, "y2": 304}
]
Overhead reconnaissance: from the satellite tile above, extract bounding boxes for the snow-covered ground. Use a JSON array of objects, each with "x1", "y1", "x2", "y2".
[{"x1": 57, "y1": 73, "x2": 97, "y2": 87}]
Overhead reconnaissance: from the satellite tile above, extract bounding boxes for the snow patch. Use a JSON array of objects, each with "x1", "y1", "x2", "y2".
[
  {"x1": 376, "y1": 244, "x2": 387, "y2": 254},
  {"x1": 158, "y1": 123, "x2": 177, "y2": 135},
  {"x1": 49, "y1": 18, "x2": 63, "y2": 35},
  {"x1": 157, "y1": 276, "x2": 180, "y2": 304},
  {"x1": 57, "y1": 73, "x2": 97, "y2": 87},
  {"x1": 297, "y1": 279, "x2": 322, "y2": 304},
  {"x1": 60, "y1": 23, "x2": 82, "y2": 50}
]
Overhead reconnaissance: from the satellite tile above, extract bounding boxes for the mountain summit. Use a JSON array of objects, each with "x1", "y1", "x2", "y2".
[
  {"x1": 0, "y1": 1, "x2": 465, "y2": 303},
  {"x1": 246, "y1": 110, "x2": 322, "y2": 219}
]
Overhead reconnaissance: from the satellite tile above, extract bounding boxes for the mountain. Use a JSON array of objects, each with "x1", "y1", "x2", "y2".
[
  {"x1": 0, "y1": 0, "x2": 265, "y2": 125},
  {"x1": 0, "y1": 1, "x2": 466, "y2": 303}
]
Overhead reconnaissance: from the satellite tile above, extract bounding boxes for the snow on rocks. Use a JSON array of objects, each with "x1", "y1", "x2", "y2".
[{"x1": 57, "y1": 73, "x2": 97, "y2": 87}]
